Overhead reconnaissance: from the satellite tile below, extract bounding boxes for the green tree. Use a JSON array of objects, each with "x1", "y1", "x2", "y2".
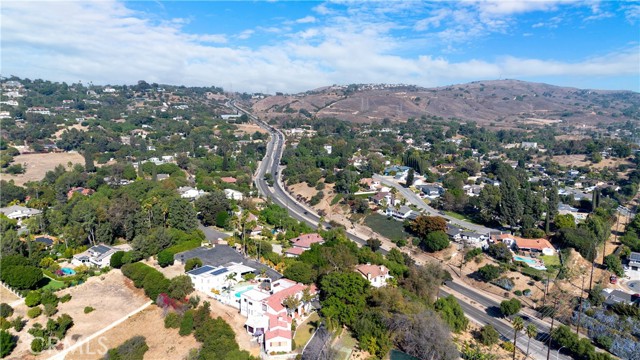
[
  {"x1": 0, "y1": 330, "x2": 15, "y2": 357},
  {"x1": 420, "y1": 231, "x2": 450, "y2": 252},
  {"x1": 0, "y1": 265, "x2": 43, "y2": 290},
  {"x1": 84, "y1": 151, "x2": 95, "y2": 173},
  {"x1": 157, "y1": 250, "x2": 175, "y2": 268},
  {"x1": 604, "y1": 254, "x2": 624, "y2": 277},
  {"x1": 525, "y1": 324, "x2": 537, "y2": 359},
  {"x1": 167, "y1": 275, "x2": 194, "y2": 300},
  {"x1": 195, "y1": 191, "x2": 231, "y2": 227},
  {"x1": 500, "y1": 299, "x2": 522, "y2": 317},
  {"x1": 410, "y1": 215, "x2": 447, "y2": 237},
  {"x1": 434, "y1": 295, "x2": 468, "y2": 333},
  {"x1": 487, "y1": 243, "x2": 513, "y2": 262},
  {"x1": 511, "y1": 316, "x2": 524, "y2": 360},
  {"x1": 477, "y1": 265, "x2": 502, "y2": 282},
  {"x1": 320, "y1": 271, "x2": 370, "y2": 327},
  {"x1": 499, "y1": 176, "x2": 523, "y2": 227},
  {"x1": 185, "y1": 257, "x2": 202, "y2": 271},
  {"x1": 283, "y1": 261, "x2": 315, "y2": 285},
  {"x1": 405, "y1": 168, "x2": 415, "y2": 186},
  {"x1": 167, "y1": 198, "x2": 197, "y2": 232},
  {"x1": 110, "y1": 251, "x2": 125, "y2": 269},
  {"x1": 554, "y1": 214, "x2": 576, "y2": 229},
  {"x1": 179, "y1": 310, "x2": 194, "y2": 336},
  {"x1": 479, "y1": 325, "x2": 500, "y2": 347}
]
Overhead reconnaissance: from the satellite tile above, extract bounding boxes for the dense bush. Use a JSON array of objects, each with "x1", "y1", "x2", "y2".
[
  {"x1": 434, "y1": 295, "x2": 468, "y2": 333},
  {"x1": 164, "y1": 312, "x2": 182, "y2": 329},
  {"x1": 121, "y1": 262, "x2": 171, "y2": 301},
  {"x1": 179, "y1": 310, "x2": 194, "y2": 336},
  {"x1": 60, "y1": 294, "x2": 72, "y2": 303},
  {"x1": 477, "y1": 265, "x2": 502, "y2": 282},
  {"x1": 157, "y1": 250, "x2": 175, "y2": 268},
  {"x1": 479, "y1": 325, "x2": 500, "y2": 346},
  {"x1": 110, "y1": 251, "x2": 125, "y2": 269},
  {"x1": 500, "y1": 298, "x2": 522, "y2": 317},
  {"x1": 104, "y1": 336, "x2": 149, "y2": 360},
  {"x1": 0, "y1": 303, "x2": 13, "y2": 318},
  {"x1": 492, "y1": 277, "x2": 515, "y2": 291},
  {"x1": 84, "y1": 306, "x2": 95, "y2": 314},
  {"x1": 0, "y1": 265, "x2": 43, "y2": 289},
  {"x1": 184, "y1": 257, "x2": 203, "y2": 272},
  {"x1": 0, "y1": 330, "x2": 16, "y2": 358},
  {"x1": 27, "y1": 307, "x2": 42, "y2": 318},
  {"x1": 44, "y1": 303, "x2": 58, "y2": 317}
]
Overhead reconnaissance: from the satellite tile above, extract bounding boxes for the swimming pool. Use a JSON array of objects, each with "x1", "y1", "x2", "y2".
[
  {"x1": 234, "y1": 286, "x2": 254, "y2": 298},
  {"x1": 61, "y1": 267, "x2": 76, "y2": 276},
  {"x1": 513, "y1": 255, "x2": 537, "y2": 266}
]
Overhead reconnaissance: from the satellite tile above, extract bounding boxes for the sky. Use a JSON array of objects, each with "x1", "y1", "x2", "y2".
[{"x1": 2, "y1": 1, "x2": 639, "y2": 93}]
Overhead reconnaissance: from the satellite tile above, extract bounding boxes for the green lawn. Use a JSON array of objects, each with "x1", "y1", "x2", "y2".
[
  {"x1": 41, "y1": 276, "x2": 65, "y2": 291},
  {"x1": 334, "y1": 331, "x2": 358, "y2": 360},
  {"x1": 331, "y1": 194, "x2": 343, "y2": 205},
  {"x1": 541, "y1": 255, "x2": 561, "y2": 267},
  {"x1": 294, "y1": 312, "x2": 320, "y2": 350},
  {"x1": 444, "y1": 211, "x2": 467, "y2": 220},
  {"x1": 364, "y1": 213, "x2": 406, "y2": 242}
]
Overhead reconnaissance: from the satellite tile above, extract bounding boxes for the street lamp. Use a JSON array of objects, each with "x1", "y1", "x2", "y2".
[{"x1": 556, "y1": 346, "x2": 566, "y2": 360}]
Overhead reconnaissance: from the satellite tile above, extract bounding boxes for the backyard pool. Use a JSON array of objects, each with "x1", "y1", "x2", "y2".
[
  {"x1": 513, "y1": 255, "x2": 546, "y2": 270},
  {"x1": 234, "y1": 285, "x2": 254, "y2": 298},
  {"x1": 60, "y1": 267, "x2": 76, "y2": 276}
]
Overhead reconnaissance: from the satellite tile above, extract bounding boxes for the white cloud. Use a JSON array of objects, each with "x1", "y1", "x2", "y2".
[
  {"x1": 1, "y1": 0, "x2": 637, "y2": 93},
  {"x1": 295, "y1": 15, "x2": 316, "y2": 24}
]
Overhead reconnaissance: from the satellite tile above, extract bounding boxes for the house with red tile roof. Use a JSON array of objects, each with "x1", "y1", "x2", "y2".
[
  {"x1": 284, "y1": 233, "x2": 324, "y2": 257},
  {"x1": 239, "y1": 278, "x2": 318, "y2": 354},
  {"x1": 220, "y1": 176, "x2": 237, "y2": 184},
  {"x1": 355, "y1": 263, "x2": 393, "y2": 287}
]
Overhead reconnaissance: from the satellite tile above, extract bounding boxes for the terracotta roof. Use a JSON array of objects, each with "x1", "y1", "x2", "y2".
[
  {"x1": 265, "y1": 328, "x2": 291, "y2": 341},
  {"x1": 355, "y1": 264, "x2": 389, "y2": 279},
  {"x1": 515, "y1": 237, "x2": 554, "y2": 251},
  {"x1": 284, "y1": 247, "x2": 305, "y2": 256},
  {"x1": 265, "y1": 283, "x2": 316, "y2": 315},
  {"x1": 291, "y1": 233, "x2": 324, "y2": 249},
  {"x1": 220, "y1": 177, "x2": 237, "y2": 183}
]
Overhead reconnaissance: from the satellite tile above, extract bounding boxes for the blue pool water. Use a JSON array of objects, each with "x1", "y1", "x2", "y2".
[
  {"x1": 235, "y1": 286, "x2": 254, "y2": 298},
  {"x1": 61, "y1": 267, "x2": 76, "y2": 275},
  {"x1": 513, "y1": 255, "x2": 537, "y2": 265}
]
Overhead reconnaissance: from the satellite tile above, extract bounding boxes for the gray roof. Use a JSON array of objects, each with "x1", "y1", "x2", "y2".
[
  {"x1": 604, "y1": 290, "x2": 639, "y2": 306},
  {"x1": 175, "y1": 245, "x2": 282, "y2": 280},
  {"x1": 91, "y1": 244, "x2": 112, "y2": 255},
  {"x1": 34, "y1": 237, "x2": 53, "y2": 246},
  {"x1": 446, "y1": 226, "x2": 462, "y2": 236},
  {"x1": 630, "y1": 252, "x2": 640, "y2": 262},
  {"x1": 198, "y1": 223, "x2": 231, "y2": 241}
]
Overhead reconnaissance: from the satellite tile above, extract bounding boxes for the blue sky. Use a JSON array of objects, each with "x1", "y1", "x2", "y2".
[{"x1": 2, "y1": 1, "x2": 639, "y2": 92}]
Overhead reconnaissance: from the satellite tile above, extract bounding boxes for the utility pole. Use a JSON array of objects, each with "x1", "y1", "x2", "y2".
[
  {"x1": 546, "y1": 298, "x2": 558, "y2": 360},
  {"x1": 543, "y1": 272, "x2": 550, "y2": 307},
  {"x1": 588, "y1": 240, "x2": 596, "y2": 292},
  {"x1": 576, "y1": 276, "x2": 585, "y2": 335}
]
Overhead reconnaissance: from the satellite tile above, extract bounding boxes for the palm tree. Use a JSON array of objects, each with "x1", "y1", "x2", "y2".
[
  {"x1": 300, "y1": 287, "x2": 313, "y2": 315},
  {"x1": 525, "y1": 324, "x2": 537, "y2": 359},
  {"x1": 282, "y1": 295, "x2": 301, "y2": 318},
  {"x1": 225, "y1": 272, "x2": 237, "y2": 294},
  {"x1": 512, "y1": 316, "x2": 524, "y2": 360}
]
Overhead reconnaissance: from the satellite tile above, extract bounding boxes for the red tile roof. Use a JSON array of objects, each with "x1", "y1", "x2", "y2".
[
  {"x1": 284, "y1": 247, "x2": 305, "y2": 256},
  {"x1": 220, "y1": 177, "x2": 237, "y2": 183},
  {"x1": 355, "y1": 264, "x2": 389, "y2": 279},
  {"x1": 265, "y1": 328, "x2": 291, "y2": 341},
  {"x1": 291, "y1": 233, "x2": 324, "y2": 249},
  {"x1": 515, "y1": 237, "x2": 554, "y2": 251}
]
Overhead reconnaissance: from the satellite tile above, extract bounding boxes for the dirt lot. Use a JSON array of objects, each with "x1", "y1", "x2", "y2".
[
  {"x1": 54, "y1": 124, "x2": 89, "y2": 139},
  {"x1": 234, "y1": 123, "x2": 268, "y2": 135},
  {"x1": 550, "y1": 154, "x2": 633, "y2": 170},
  {"x1": 194, "y1": 290, "x2": 261, "y2": 357},
  {"x1": 8, "y1": 271, "x2": 150, "y2": 359},
  {"x1": 65, "y1": 306, "x2": 199, "y2": 360},
  {"x1": 2, "y1": 152, "x2": 84, "y2": 185},
  {"x1": 455, "y1": 322, "x2": 527, "y2": 359},
  {"x1": 141, "y1": 258, "x2": 186, "y2": 279},
  {"x1": 0, "y1": 285, "x2": 20, "y2": 303}
]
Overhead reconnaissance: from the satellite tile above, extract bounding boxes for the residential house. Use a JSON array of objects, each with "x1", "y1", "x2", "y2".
[
  {"x1": 369, "y1": 192, "x2": 390, "y2": 206},
  {"x1": 239, "y1": 279, "x2": 318, "y2": 354},
  {"x1": 481, "y1": 177, "x2": 500, "y2": 186},
  {"x1": 386, "y1": 205, "x2": 414, "y2": 220},
  {"x1": 156, "y1": 173, "x2": 170, "y2": 181},
  {"x1": 355, "y1": 264, "x2": 393, "y2": 287},
  {"x1": 220, "y1": 177, "x2": 237, "y2": 184},
  {"x1": 383, "y1": 165, "x2": 410, "y2": 176},
  {"x1": 514, "y1": 237, "x2": 555, "y2": 255},
  {"x1": 33, "y1": 236, "x2": 55, "y2": 248},
  {"x1": 629, "y1": 252, "x2": 640, "y2": 271},
  {"x1": 417, "y1": 185, "x2": 445, "y2": 198},
  {"x1": 463, "y1": 184, "x2": 483, "y2": 197},
  {"x1": 224, "y1": 189, "x2": 244, "y2": 201},
  {"x1": 284, "y1": 233, "x2": 324, "y2": 257},
  {"x1": 521, "y1": 142, "x2": 538, "y2": 149},
  {"x1": 323, "y1": 145, "x2": 333, "y2": 154},
  {"x1": 601, "y1": 289, "x2": 640, "y2": 307},
  {"x1": 71, "y1": 244, "x2": 119, "y2": 268},
  {"x1": 460, "y1": 231, "x2": 489, "y2": 247},
  {"x1": 359, "y1": 178, "x2": 380, "y2": 191},
  {"x1": 67, "y1": 187, "x2": 94, "y2": 200},
  {"x1": 187, "y1": 262, "x2": 255, "y2": 293},
  {"x1": 0, "y1": 205, "x2": 42, "y2": 221},
  {"x1": 446, "y1": 225, "x2": 463, "y2": 241},
  {"x1": 178, "y1": 186, "x2": 207, "y2": 200}
]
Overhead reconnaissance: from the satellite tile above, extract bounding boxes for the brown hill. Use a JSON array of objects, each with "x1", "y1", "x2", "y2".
[{"x1": 250, "y1": 80, "x2": 640, "y2": 127}]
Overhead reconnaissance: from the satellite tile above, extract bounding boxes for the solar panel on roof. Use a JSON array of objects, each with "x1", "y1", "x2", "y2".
[
  {"x1": 188, "y1": 265, "x2": 215, "y2": 275},
  {"x1": 211, "y1": 268, "x2": 228, "y2": 276}
]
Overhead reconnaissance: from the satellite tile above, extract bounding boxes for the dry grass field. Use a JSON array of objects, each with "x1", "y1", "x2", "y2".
[{"x1": 2, "y1": 152, "x2": 84, "y2": 185}]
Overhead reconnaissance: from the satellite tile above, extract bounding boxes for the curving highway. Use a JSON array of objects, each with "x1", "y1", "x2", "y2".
[{"x1": 227, "y1": 100, "x2": 570, "y2": 360}]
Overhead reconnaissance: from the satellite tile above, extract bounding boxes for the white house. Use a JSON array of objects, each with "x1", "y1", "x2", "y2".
[
  {"x1": 224, "y1": 189, "x2": 244, "y2": 201},
  {"x1": 386, "y1": 205, "x2": 414, "y2": 220},
  {"x1": 323, "y1": 145, "x2": 333, "y2": 154},
  {"x1": 355, "y1": 264, "x2": 393, "y2": 287},
  {"x1": 72, "y1": 244, "x2": 118, "y2": 268},
  {"x1": 629, "y1": 252, "x2": 640, "y2": 271},
  {"x1": 187, "y1": 262, "x2": 255, "y2": 293},
  {"x1": 0, "y1": 205, "x2": 42, "y2": 221},
  {"x1": 178, "y1": 186, "x2": 207, "y2": 200}
]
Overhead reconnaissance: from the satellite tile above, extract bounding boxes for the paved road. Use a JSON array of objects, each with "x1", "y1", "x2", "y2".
[
  {"x1": 373, "y1": 174, "x2": 496, "y2": 234},
  {"x1": 228, "y1": 101, "x2": 567, "y2": 359},
  {"x1": 301, "y1": 323, "x2": 331, "y2": 360}
]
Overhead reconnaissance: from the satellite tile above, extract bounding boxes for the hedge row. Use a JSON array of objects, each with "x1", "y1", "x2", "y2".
[
  {"x1": 157, "y1": 240, "x2": 201, "y2": 268},
  {"x1": 121, "y1": 263, "x2": 170, "y2": 301}
]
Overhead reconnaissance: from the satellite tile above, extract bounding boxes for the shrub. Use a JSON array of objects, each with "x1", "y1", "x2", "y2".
[
  {"x1": 0, "y1": 318, "x2": 10, "y2": 331},
  {"x1": 27, "y1": 306, "x2": 42, "y2": 318},
  {"x1": 164, "y1": 312, "x2": 182, "y2": 329},
  {"x1": 167, "y1": 275, "x2": 194, "y2": 300},
  {"x1": 500, "y1": 298, "x2": 522, "y2": 317},
  {"x1": 0, "y1": 330, "x2": 16, "y2": 357},
  {"x1": 501, "y1": 341, "x2": 515, "y2": 352},
  {"x1": 31, "y1": 337, "x2": 45, "y2": 353},
  {"x1": 0, "y1": 303, "x2": 13, "y2": 318},
  {"x1": 179, "y1": 310, "x2": 194, "y2": 336},
  {"x1": 157, "y1": 250, "x2": 175, "y2": 268},
  {"x1": 40, "y1": 291, "x2": 59, "y2": 306},
  {"x1": 110, "y1": 251, "x2": 126, "y2": 269},
  {"x1": 60, "y1": 294, "x2": 72, "y2": 303},
  {"x1": 478, "y1": 265, "x2": 502, "y2": 282},
  {"x1": 479, "y1": 325, "x2": 500, "y2": 346},
  {"x1": 185, "y1": 258, "x2": 203, "y2": 272},
  {"x1": 24, "y1": 291, "x2": 41, "y2": 307},
  {"x1": 105, "y1": 336, "x2": 148, "y2": 360},
  {"x1": 11, "y1": 317, "x2": 24, "y2": 332},
  {"x1": 121, "y1": 251, "x2": 144, "y2": 264},
  {"x1": 0, "y1": 265, "x2": 43, "y2": 289},
  {"x1": 44, "y1": 303, "x2": 58, "y2": 317},
  {"x1": 492, "y1": 277, "x2": 515, "y2": 291},
  {"x1": 84, "y1": 306, "x2": 95, "y2": 314},
  {"x1": 514, "y1": 290, "x2": 523, "y2": 296}
]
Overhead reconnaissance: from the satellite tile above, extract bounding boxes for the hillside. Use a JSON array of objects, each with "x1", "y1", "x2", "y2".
[{"x1": 250, "y1": 80, "x2": 640, "y2": 127}]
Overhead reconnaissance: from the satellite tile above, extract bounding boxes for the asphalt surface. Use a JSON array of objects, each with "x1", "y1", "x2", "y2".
[
  {"x1": 373, "y1": 174, "x2": 496, "y2": 234},
  {"x1": 301, "y1": 324, "x2": 331, "y2": 360},
  {"x1": 227, "y1": 101, "x2": 568, "y2": 360}
]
